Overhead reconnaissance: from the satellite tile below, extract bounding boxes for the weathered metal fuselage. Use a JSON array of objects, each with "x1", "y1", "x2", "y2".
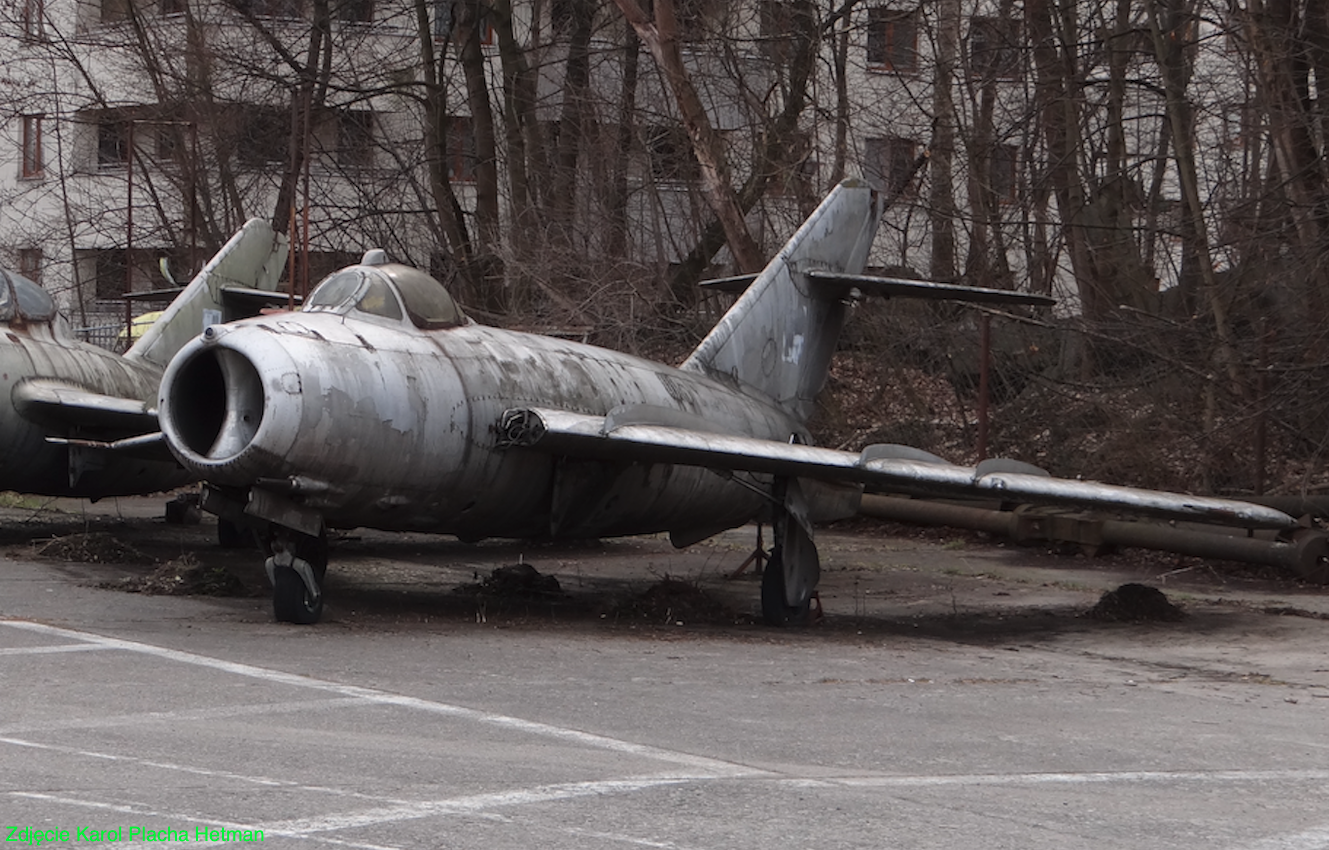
[
  {"x1": 0, "y1": 323, "x2": 191, "y2": 497},
  {"x1": 161, "y1": 312, "x2": 802, "y2": 542}
]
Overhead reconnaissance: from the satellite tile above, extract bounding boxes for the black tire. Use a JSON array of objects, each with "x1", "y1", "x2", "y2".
[
  {"x1": 273, "y1": 564, "x2": 323, "y2": 625},
  {"x1": 760, "y1": 547, "x2": 810, "y2": 626}
]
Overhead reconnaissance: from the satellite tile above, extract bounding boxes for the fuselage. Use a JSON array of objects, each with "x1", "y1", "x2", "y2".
[{"x1": 159, "y1": 296, "x2": 802, "y2": 542}]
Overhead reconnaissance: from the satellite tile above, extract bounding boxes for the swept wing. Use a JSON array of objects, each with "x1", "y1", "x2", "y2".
[{"x1": 498, "y1": 407, "x2": 1295, "y2": 530}]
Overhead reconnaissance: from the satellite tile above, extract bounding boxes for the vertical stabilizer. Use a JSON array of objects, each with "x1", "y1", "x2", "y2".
[
  {"x1": 126, "y1": 220, "x2": 289, "y2": 369},
  {"x1": 680, "y1": 179, "x2": 883, "y2": 424}
]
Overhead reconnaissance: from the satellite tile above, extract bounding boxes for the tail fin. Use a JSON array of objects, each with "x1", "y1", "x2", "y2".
[
  {"x1": 680, "y1": 179, "x2": 883, "y2": 424},
  {"x1": 125, "y1": 220, "x2": 289, "y2": 369}
]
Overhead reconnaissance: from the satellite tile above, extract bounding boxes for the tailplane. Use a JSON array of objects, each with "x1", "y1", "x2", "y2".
[
  {"x1": 680, "y1": 179, "x2": 884, "y2": 424},
  {"x1": 126, "y1": 220, "x2": 289, "y2": 369}
]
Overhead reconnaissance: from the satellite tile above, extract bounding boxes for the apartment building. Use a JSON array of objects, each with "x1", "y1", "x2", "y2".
[{"x1": 0, "y1": 0, "x2": 1246, "y2": 341}]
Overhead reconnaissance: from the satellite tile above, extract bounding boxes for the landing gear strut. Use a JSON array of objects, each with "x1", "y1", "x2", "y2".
[{"x1": 266, "y1": 528, "x2": 328, "y2": 624}]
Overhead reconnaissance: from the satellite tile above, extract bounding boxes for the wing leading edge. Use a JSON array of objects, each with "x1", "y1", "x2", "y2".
[
  {"x1": 14, "y1": 380, "x2": 173, "y2": 461},
  {"x1": 13, "y1": 380, "x2": 156, "y2": 432},
  {"x1": 497, "y1": 407, "x2": 1296, "y2": 530}
]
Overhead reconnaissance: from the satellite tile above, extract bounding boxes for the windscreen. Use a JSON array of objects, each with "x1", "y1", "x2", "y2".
[{"x1": 0, "y1": 269, "x2": 57, "y2": 323}]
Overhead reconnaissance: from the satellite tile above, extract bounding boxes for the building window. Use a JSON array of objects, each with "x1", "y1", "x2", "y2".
[
  {"x1": 550, "y1": 0, "x2": 575, "y2": 35},
  {"x1": 446, "y1": 115, "x2": 476, "y2": 181},
  {"x1": 646, "y1": 124, "x2": 697, "y2": 183},
  {"x1": 18, "y1": 248, "x2": 43, "y2": 284},
  {"x1": 236, "y1": 107, "x2": 290, "y2": 167},
  {"x1": 760, "y1": 0, "x2": 809, "y2": 61},
  {"x1": 865, "y1": 135, "x2": 921, "y2": 194},
  {"x1": 94, "y1": 251, "x2": 128, "y2": 300},
  {"x1": 673, "y1": 0, "x2": 717, "y2": 41},
  {"x1": 22, "y1": 0, "x2": 45, "y2": 39},
  {"x1": 335, "y1": 0, "x2": 371, "y2": 23},
  {"x1": 988, "y1": 144, "x2": 1019, "y2": 202},
  {"x1": 101, "y1": 0, "x2": 132, "y2": 23},
  {"x1": 97, "y1": 116, "x2": 131, "y2": 169},
  {"x1": 337, "y1": 110, "x2": 374, "y2": 168},
  {"x1": 969, "y1": 16, "x2": 1020, "y2": 80},
  {"x1": 234, "y1": 0, "x2": 303, "y2": 18},
  {"x1": 867, "y1": 7, "x2": 918, "y2": 74},
  {"x1": 434, "y1": 1, "x2": 493, "y2": 44},
  {"x1": 21, "y1": 115, "x2": 44, "y2": 179}
]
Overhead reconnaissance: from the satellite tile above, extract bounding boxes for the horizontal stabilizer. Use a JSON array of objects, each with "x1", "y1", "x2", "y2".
[
  {"x1": 807, "y1": 271, "x2": 1056, "y2": 307},
  {"x1": 700, "y1": 271, "x2": 1054, "y2": 308},
  {"x1": 220, "y1": 285, "x2": 301, "y2": 322},
  {"x1": 498, "y1": 406, "x2": 1295, "y2": 530},
  {"x1": 697, "y1": 274, "x2": 758, "y2": 294}
]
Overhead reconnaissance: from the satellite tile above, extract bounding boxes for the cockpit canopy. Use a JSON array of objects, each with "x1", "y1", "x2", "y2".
[
  {"x1": 304, "y1": 262, "x2": 466, "y2": 330},
  {"x1": 0, "y1": 268, "x2": 58, "y2": 325}
]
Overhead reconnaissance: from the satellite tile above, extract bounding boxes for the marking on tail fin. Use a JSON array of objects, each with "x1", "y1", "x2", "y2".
[{"x1": 681, "y1": 179, "x2": 884, "y2": 424}]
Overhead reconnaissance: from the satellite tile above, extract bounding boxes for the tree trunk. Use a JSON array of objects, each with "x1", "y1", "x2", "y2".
[{"x1": 613, "y1": 0, "x2": 764, "y2": 274}]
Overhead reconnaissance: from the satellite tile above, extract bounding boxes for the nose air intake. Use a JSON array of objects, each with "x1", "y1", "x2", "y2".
[{"x1": 167, "y1": 347, "x2": 265, "y2": 461}]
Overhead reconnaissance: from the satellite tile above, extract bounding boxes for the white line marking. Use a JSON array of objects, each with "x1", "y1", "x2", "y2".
[
  {"x1": 1236, "y1": 826, "x2": 1329, "y2": 850},
  {"x1": 11, "y1": 778, "x2": 701, "y2": 845},
  {"x1": 0, "y1": 619, "x2": 755, "y2": 777},
  {"x1": 0, "y1": 735, "x2": 420, "y2": 804},
  {"x1": 265, "y1": 778, "x2": 696, "y2": 834},
  {"x1": 8, "y1": 791, "x2": 405, "y2": 850},
  {"x1": 833, "y1": 769, "x2": 1329, "y2": 788},
  {"x1": 0, "y1": 642, "x2": 110, "y2": 656},
  {"x1": 0, "y1": 695, "x2": 372, "y2": 735}
]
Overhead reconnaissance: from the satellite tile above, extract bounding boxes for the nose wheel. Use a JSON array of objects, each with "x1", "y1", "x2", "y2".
[{"x1": 266, "y1": 529, "x2": 328, "y2": 624}]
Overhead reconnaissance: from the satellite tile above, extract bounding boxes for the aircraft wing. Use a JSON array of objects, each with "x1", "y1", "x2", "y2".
[
  {"x1": 498, "y1": 407, "x2": 1296, "y2": 530},
  {"x1": 12, "y1": 380, "x2": 156, "y2": 433},
  {"x1": 12, "y1": 380, "x2": 172, "y2": 461}
]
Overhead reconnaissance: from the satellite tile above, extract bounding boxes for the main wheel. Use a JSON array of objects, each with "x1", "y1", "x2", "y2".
[
  {"x1": 272, "y1": 563, "x2": 323, "y2": 624},
  {"x1": 760, "y1": 547, "x2": 810, "y2": 626}
]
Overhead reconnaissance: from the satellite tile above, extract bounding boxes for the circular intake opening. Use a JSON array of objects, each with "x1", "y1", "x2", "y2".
[{"x1": 166, "y1": 347, "x2": 265, "y2": 462}]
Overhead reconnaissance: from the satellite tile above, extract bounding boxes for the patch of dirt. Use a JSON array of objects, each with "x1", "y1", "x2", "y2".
[
  {"x1": 35, "y1": 532, "x2": 152, "y2": 565},
  {"x1": 609, "y1": 576, "x2": 751, "y2": 626},
  {"x1": 1087, "y1": 583, "x2": 1186, "y2": 622},
  {"x1": 103, "y1": 553, "x2": 250, "y2": 596},
  {"x1": 453, "y1": 563, "x2": 565, "y2": 599}
]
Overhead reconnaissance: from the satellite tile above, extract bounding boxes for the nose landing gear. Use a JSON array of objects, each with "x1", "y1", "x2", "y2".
[{"x1": 266, "y1": 529, "x2": 328, "y2": 624}]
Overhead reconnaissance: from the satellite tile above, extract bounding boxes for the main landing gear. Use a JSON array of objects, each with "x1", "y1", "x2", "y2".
[
  {"x1": 758, "y1": 480, "x2": 822, "y2": 627},
  {"x1": 266, "y1": 528, "x2": 328, "y2": 625}
]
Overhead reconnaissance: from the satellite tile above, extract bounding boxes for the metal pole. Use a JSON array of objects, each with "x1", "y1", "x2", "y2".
[
  {"x1": 976, "y1": 312, "x2": 991, "y2": 461},
  {"x1": 124, "y1": 120, "x2": 134, "y2": 350},
  {"x1": 1254, "y1": 319, "x2": 1269, "y2": 496},
  {"x1": 189, "y1": 121, "x2": 198, "y2": 275}
]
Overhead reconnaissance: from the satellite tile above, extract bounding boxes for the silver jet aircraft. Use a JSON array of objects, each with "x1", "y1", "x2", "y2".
[
  {"x1": 0, "y1": 221, "x2": 287, "y2": 499},
  {"x1": 155, "y1": 180, "x2": 1294, "y2": 624}
]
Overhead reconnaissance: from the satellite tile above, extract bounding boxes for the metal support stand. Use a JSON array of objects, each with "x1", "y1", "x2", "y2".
[{"x1": 729, "y1": 523, "x2": 768, "y2": 579}]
